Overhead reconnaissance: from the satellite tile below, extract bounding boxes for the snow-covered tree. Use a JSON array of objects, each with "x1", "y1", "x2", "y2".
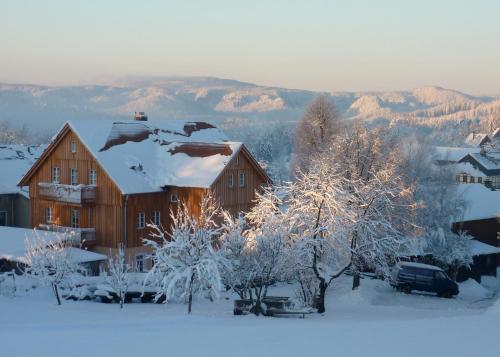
[
  {"x1": 416, "y1": 165, "x2": 473, "y2": 279},
  {"x1": 286, "y1": 160, "x2": 352, "y2": 313},
  {"x1": 23, "y1": 230, "x2": 80, "y2": 305},
  {"x1": 106, "y1": 244, "x2": 129, "y2": 309},
  {"x1": 244, "y1": 189, "x2": 293, "y2": 315},
  {"x1": 324, "y1": 123, "x2": 420, "y2": 289},
  {"x1": 292, "y1": 95, "x2": 342, "y2": 173},
  {"x1": 220, "y1": 189, "x2": 293, "y2": 315},
  {"x1": 144, "y1": 194, "x2": 228, "y2": 314},
  {"x1": 220, "y1": 212, "x2": 253, "y2": 300}
]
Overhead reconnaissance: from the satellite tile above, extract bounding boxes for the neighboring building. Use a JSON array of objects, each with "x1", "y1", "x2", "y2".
[
  {"x1": 0, "y1": 226, "x2": 106, "y2": 275},
  {"x1": 18, "y1": 118, "x2": 270, "y2": 268},
  {"x1": 458, "y1": 151, "x2": 500, "y2": 189},
  {"x1": 0, "y1": 145, "x2": 44, "y2": 228},
  {"x1": 465, "y1": 127, "x2": 500, "y2": 148},
  {"x1": 465, "y1": 132, "x2": 491, "y2": 147},
  {"x1": 452, "y1": 184, "x2": 500, "y2": 279}
]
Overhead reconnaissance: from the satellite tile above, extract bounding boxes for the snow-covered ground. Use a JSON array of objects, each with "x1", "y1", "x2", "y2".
[{"x1": 1, "y1": 274, "x2": 499, "y2": 357}]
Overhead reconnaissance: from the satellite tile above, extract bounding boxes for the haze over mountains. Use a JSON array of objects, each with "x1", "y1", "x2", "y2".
[{"x1": 0, "y1": 76, "x2": 499, "y2": 132}]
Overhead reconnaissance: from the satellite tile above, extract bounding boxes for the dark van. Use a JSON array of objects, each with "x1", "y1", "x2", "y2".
[{"x1": 392, "y1": 262, "x2": 459, "y2": 298}]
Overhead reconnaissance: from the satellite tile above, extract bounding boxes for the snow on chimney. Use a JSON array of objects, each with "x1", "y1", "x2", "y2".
[{"x1": 134, "y1": 112, "x2": 148, "y2": 121}]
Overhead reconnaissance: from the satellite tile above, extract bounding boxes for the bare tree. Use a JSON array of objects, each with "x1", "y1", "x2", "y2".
[{"x1": 293, "y1": 95, "x2": 341, "y2": 173}]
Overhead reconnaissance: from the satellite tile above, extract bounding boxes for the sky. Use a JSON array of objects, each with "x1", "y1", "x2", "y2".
[{"x1": 1, "y1": 0, "x2": 500, "y2": 94}]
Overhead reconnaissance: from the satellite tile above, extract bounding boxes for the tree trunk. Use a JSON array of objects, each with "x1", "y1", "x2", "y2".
[
  {"x1": 187, "y1": 273, "x2": 194, "y2": 314},
  {"x1": 120, "y1": 292, "x2": 124, "y2": 309},
  {"x1": 352, "y1": 272, "x2": 361, "y2": 290},
  {"x1": 52, "y1": 283, "x2": 62, "y2": 306},
  {"x1": 317, "y1": 280, "x2": 327, "y2": 313}
]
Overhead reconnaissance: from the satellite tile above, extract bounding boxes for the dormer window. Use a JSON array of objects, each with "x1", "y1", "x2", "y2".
[{"x1": 70, "y1": 140, "x2": 77, "y2": 154}]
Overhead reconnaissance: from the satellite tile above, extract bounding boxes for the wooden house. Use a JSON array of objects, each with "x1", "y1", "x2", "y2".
[
  {"x1": 452, "y1": 184, "x2": 500, "y2": 280},
  {"x1": 458, "y1": 151, "x2": 500, "y2": 189},
  {"x1": 18, "y1": 118, "x2": 270, "y2": 270}
]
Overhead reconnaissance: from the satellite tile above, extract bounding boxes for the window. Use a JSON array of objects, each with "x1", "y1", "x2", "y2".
[
  {"x1": 239, "y1": 171, "x2": 245, "y2": 187},
  {"x1": 88, "y1": 170, "x2": 97, "y2": 185},
  {"x1": 45, "y1": 207, "x2": 53, "y2": 224},
  {"x1": 434, "y1": 271, "x2": 448, "y2": 280},
  {"x1": 71, "y1": 209, "x2": 79, "y2": 228},
  {"x1": 0, "y1": 211, "x2": 7, "y2": 226},
  {"x1": 150, "y1": 254, "x2": 155, "y2": 268},
  {"x1": 137, "y1": 212, "x2": 145, "y2": 229},
  {"x1": 152, "y1": 210, "x2": 161, "y2": 226},
  {"x1": 52, "y1": 167, "x2": 61, "y2": 184},
  {"x1": 70, "y1": 168, "x2": 78, "y2": 186},
  {"x1": 135, "y1": 254, "x2": 145, "y2": 272},
  {"x1": 419, "y1": 269, "x2": 433, "y2": 277},
  {"x1": 228, "y1": 173, "x2": 234, "y2": 188},
  {"x1": 170, "y1": 194, "x2": 179, "y2": 203},
  {"x1": 70, "y1": 140, "x2": 77, "y2": 154},
  {"x1": 478, "y1": 177, "x2": 483, "y2": 184},
  {"x1": 235, "y1": 156, "x2": 239, "y2": 166}
]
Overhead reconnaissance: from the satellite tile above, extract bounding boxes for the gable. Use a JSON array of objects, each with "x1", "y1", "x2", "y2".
[{"x1": 18, "y1": 125, "x2": 123, "y2": 196}]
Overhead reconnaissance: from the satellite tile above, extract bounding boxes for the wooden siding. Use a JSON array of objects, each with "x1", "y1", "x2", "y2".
[
  {"x1": 27, "y1": 129, "x2": 124, "y2": 249},
  {"x1": 125, "y1": 187, "x2": 206, "y2": 247},
  {"x1": 210, "y1": 148, "x2": 267, "y2": 216}
]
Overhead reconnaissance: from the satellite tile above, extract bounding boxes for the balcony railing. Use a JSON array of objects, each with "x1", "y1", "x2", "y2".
[
  {"x1": 38, "y1": 182, "x2": 96, "y2": 205},
  {"x1": 38, "y1": 224, "x2": 96, "y2": 243}
]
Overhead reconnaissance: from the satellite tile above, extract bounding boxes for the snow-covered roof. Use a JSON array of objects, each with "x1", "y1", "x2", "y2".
[
  {"x1": 433, "y1": 146, "x2": 478, "y2": 163},
  {"x1": 465, "y1": 133, "x2": 490, "y2": 147},
  {"x1": 65, "y1": 120, "x2": 242, "y2": 193},
  {"x1": 0, "y1": 226, "x2": 106, "y2": 264},
  {"x1": 454, "y1": 162, "x2": 486, "y2": 177},
  {"x1": 0, "y1": 145, "x2": 44, "y2": 195},
  {"x1": 464, "y1": 152, "x2": 500, "y2": 172},
  {"x1": 399, "y1": 261, "x2": 443, "y2": 271},
  {"x1": 456, "y1": 184, "x2": 500, "y2": 221},
  {"x1": 469, "y1": 240, "x2": 500, "y2": 256}
]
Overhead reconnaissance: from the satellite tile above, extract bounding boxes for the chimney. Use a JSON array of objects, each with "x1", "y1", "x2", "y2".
[{"x1": 134, "y1": 112, "x2": 148, "y2": 121}]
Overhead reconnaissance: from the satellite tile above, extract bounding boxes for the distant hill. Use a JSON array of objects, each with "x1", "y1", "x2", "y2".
[{"x1": 0, "y1": 76, "x2": 498, "y2": 132}]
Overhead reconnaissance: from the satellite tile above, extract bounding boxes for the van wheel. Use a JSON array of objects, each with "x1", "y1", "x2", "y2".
[
  {"x1": 402, "y1": 285, "x2": 412, "y2": 294},
  {"x1": 440, "y1": 290, "x2": 453, "y2": 299}
]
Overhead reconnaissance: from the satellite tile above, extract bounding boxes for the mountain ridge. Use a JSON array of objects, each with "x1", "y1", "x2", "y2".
[{"x1": 0, "y1": 77, "x2": 498, "y2": 131}]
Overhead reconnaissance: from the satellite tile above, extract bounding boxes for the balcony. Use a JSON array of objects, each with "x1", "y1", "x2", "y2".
[
  {"x1": 38, "y1": 182, "x2": 96, "y2": 205},
  {"x1": 38, "y1": 224, "x2": 96, "y2": 243}
]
